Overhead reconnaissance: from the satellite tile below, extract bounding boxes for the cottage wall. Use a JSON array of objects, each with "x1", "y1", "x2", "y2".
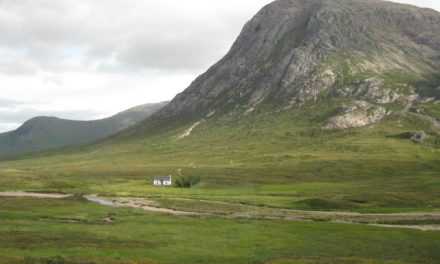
[{"x1": 153, "y1": 176, "x2": 172, "y2": 186}]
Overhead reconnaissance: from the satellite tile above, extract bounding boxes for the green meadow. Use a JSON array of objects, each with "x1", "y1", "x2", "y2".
[
  {"x1": 1, "y1": 196, "x2": 440, "y2": 263},
  {"x1": 0, "y1": 99, "x2": 439, "y2": 212},
  {"x1": 0, "y1": 99, "x2": 439, "y2": 263}
]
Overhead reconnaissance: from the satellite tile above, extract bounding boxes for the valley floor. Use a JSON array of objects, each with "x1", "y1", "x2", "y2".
[
  {"x1": 0, "y1": 104, "x2": 439, "y2": 263},
  {"x1": 1, "y1": 195, "x2": 440, "y2": 264},
  {"x1": 2, "y1": 191, "x2": 440, "y2": 232}
]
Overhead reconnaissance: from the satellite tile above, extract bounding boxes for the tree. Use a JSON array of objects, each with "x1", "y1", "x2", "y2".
[{"x1": 175, "y1": 175, "x2": 201, "y2": 188}]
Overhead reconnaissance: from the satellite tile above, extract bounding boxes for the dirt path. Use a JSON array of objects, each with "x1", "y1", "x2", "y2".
[
  {"x1": 401, "y1": 97, "x2": 440, "y2": 132},
  {"x1": 0, "y1": 191, "x2": 72, "y2": 198},
  {"x1": 176, "y1": 120, "x2": 204, "y2": 139},
  {"x1": 0, "y1": 169, "x2": 25, "y2": 172},
  {"x1": 368, "y1": 224, "x2": 440, "y2": 232},
  {"x1": 167, "y1": 197, "x2": 440, "y2": 216},
  {"x1": 407, "y1": 111, "x2": 440, "y2": 131},
  {"x1": 2, "y1": 192, "x2": 440, "y2": 231},
  {"x1": 96, "y1": 195, "x2": 214, "y2": 216},
  {"x1": 84, "y1": 195, "x2": 440, "y2": 231}
]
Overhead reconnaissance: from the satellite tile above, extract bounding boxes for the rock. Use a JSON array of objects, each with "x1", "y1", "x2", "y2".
[
  {"x1": 409, "y1": 107, "x2": 425, "y2": 114},
  {"x1": 335, "y1": 78, "x2": 400, "y2": 104},
  {"x1": 324, "y1": 100, "x2": 389, "y2": 130},
  {"x1": 410, "y1": 131, "x2": 427, "y2": 142},
  {"x1": 391, "y1": 130, "x2": 427, "y2": 143}
]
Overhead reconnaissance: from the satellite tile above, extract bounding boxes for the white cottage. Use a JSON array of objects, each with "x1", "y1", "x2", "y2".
[{"x1": 153, "y1": 176, "x2": 172, "y2": 186}]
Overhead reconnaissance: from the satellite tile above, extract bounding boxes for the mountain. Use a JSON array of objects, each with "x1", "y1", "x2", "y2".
[
  {"x1": 0, "y1": 0, "x2": 439, "y2": 212},
  {"x1": 133, "y1": 0, "x2": 439, "y2": 133},
  {"x1": 0, "y1": 101, "x2": 168, "y2": 155}
]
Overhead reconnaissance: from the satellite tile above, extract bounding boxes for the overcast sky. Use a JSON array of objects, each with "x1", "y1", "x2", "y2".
[{"x1": 0, "y1": 0, "x2": 439, "y2": 132}]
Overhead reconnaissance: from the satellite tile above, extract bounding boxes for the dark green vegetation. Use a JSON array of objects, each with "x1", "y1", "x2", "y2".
[
  {"x1": 1, "y1": 196, "x2": 440, "y2": 264},
  {"x1": 0, "y1": 102, "x2": 168, "y2": 156},
  {"x1": 175, "y1": 175, "x2": 201, "y2": 188}
]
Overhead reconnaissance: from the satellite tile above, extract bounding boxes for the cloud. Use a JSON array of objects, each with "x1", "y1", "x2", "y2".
[
  {"x1": 0, "y1": 0, "x2": 276, "y2": 132},
  {"x1": 0, "y1": 0, "x2": 437, "y2": 76},
  {"x1": 387, "y1": 0, "x2": 440, "y2": 11},
  {"x1": 0, "y1": 105, "x2": 105, "y2": 133},
  {"x1": 0, "y1": 0, "x2": 274, "y2": 74},
  {"x1": 0, "y1": 98, "x2": 26, "y2": 107},
  {"x1": 0, "y1": 123, "x2": 21, "y2": 133}
]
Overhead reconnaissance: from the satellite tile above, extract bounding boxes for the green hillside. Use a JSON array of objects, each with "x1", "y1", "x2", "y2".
[
  {"x1": 0, "y1": 102, "x2": 168, "y2": 156},
  {"x1": 1, "y1": 97, "x2": 439, "y2": 212}
]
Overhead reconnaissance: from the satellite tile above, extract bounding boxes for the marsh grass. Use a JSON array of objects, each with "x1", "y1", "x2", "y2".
[{"x1": 0, "y1": 197, "x2": 440, "y2": 263}]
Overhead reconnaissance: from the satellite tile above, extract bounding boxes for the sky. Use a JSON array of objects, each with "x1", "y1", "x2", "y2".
[{"x1": 0, "y1": 0, "x2": 439, "y2": 132}]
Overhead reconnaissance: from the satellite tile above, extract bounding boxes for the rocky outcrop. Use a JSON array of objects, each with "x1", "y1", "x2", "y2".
[
  {"x1": 335, "y1": 78, "x2": 400, "y2": 104},
  {"x1": 176, "y1": 120, "x2": 204, "y2": 140},
  {"x1": 324, "y1": 101, "x2": 389, "y2": 130},
  {"x1": 390, "y1": 130, "x2": 428, "y2": 143},
  {"x1": 408, "y1": 131, "x2": 427, "y2": 142}
]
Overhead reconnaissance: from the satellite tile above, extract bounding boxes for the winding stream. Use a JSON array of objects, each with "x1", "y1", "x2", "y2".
[
  {"x1": 1, "y1": 191, "x2": 440, "y2": 231},
  {"x1": 83, "y1": 195, "x2": 114, "y2": 206}
]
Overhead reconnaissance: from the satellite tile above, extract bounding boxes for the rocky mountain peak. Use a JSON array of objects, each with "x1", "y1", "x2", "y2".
[{"x1": 153, "y1": 0, "x2": 440, "y2": 130}]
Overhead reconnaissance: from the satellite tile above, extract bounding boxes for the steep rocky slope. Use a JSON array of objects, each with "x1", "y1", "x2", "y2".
[
  {"x1": 0, "y1": 101, "x2": 168, "y2": 155},
  {"x1": 147, "y1": 0, "x2": 440, "y2": 132}
]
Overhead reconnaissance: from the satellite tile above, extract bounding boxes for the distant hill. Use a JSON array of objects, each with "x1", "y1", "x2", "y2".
[{"x1": 0, "y1": 101, "x2": 168, "y2": 155}]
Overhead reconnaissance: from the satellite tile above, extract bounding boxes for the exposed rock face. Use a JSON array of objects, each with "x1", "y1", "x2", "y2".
[
  {"x1": 335, "y1": 78, "x2": 400, "y2": 104},
  {"x1": 153, "y1": 0, "x2": 440, "y2": 123},
  {"x1": 324, "y1": 101, "x2": 389, "y2": 129},
  {"x1": 176, "y1": 120, "x2": 204, "y2": 140}
]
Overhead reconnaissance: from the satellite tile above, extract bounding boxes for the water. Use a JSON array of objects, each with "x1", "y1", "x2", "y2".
[{"x1": 84, "y1": 196, "x2": 114, "y2": 206}]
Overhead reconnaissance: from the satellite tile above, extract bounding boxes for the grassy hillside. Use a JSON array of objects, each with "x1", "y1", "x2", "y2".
[{"x1": 0, "y1": 98, "x2": 439, "y2": 213}]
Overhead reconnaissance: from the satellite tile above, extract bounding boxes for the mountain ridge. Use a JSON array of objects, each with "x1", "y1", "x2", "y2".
[
  {"x1": 144, "y1": 0, "x2": 440, "y2": 129},
  {"x1": 2, "y1": 0, "x2": 440, "y2": 158},
  {"x1": 0, "y1": 101, "x2": 169, "y2": 155}
]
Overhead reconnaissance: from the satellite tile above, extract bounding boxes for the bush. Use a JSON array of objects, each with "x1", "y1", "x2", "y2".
[
  {"x1": 175, "y1": 175, "x2": 201, "y2": 188},
  {"x1": 22, "y1": 256, "x2": 66, "y2": 264}
]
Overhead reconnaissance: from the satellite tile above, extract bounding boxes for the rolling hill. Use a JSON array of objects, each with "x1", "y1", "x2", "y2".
[{"x1": 0, "y1": 101, "x2": 168, "y2": 155}]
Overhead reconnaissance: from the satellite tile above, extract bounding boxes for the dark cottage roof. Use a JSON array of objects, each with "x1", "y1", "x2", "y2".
[{"x1": 154, "y1": 176, "x2": 171, "y2": 181}]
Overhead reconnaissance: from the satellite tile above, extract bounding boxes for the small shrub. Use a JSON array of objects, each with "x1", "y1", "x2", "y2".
[
  {"x1": 311, "y1": 217, "x2": 331, "y2": 222},
  {"x1": 175, "y1": 175, "x2": 201, "y2": 188},
  {"x1": 22, "y1": 256, "x2": 66, "y2": 264}
]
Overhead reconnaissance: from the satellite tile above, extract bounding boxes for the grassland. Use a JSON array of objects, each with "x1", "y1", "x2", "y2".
[
  {"x1": 1, "y1": 196, "x2": 440, "y2": 263},
  {"x1": 0, "y1": 98, "x2": 438, "y2": 213},
  {"x1": 0, "y1": 98, "x2": 439, "y2": 262}
]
